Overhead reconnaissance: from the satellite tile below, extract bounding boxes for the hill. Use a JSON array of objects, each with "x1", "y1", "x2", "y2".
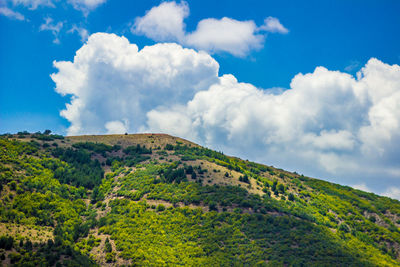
[{"x1": 1, "y1": 131, "x2": 400, "y2": 266}]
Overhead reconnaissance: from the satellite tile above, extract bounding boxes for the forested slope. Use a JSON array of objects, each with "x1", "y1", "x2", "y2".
[{"x1": 1, "y1": 131, "x2": 400, "y2": 266}]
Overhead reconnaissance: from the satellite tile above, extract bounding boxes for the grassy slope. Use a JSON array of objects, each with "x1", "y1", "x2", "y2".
[{"x1": 0, "y1": 132, "x2": 400, "y2": 266}]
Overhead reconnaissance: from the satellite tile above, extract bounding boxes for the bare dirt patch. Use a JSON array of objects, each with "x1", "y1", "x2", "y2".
[{"x1": 183, "y1": 159, "x2": 265, "y2": 196}]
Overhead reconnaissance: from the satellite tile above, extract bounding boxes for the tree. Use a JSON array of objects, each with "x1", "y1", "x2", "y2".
[
  {"x1": 185, "y1": 165, "x2": 194, "y2": 174},
  {"x1": 156, "y1": 204, "x2": 166, "y2": 212},
  {"x1": 209, "y1": 202, "x2": 217, "y2": 211},
  {"x1": 105, "y1": 238, "x2": 112, "y2": 253},
  {"x1": 165, "y1": 144, "x2": 174, "y2": 150},
  {"x1": 278, "y1": 184, "x2": 285, "y2": 194},
  {"x1": 271, "y1": 180, "x2": 277, "y2": 192}
]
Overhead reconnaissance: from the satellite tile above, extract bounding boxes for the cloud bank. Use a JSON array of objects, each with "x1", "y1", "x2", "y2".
[
  {"x1": 52, "y1": 33, "x2": 400, "y2": 197},
  {"x1": 131, "y1": 1, "x2": 288, "y2": 57}
]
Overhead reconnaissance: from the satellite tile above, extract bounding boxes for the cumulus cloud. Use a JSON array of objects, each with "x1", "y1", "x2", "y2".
[
  {"x1": 0, "y1": 6, "x2": 25, "y2": 20},
  {"x1": 132, "y1": 1, "x2": 188, "y2": 42},
  {"x1": 185, "y1": 17, "x2": 264, "y2": 57},
  {"x1": 39, "y1": 17, "x2": 63, "y2": 43},
  {"x1": 52, "y1": 33, "x2": 400, "y2": 198},
  {"x1": 258, "y1": 16, "x2": 288, "y2": 34},
  {"x1": 51, "y1": 33, "x2": 219, "y2": 135},
  {"x1": 131, "y1": 1, "x2": 288, "y2": 57}
]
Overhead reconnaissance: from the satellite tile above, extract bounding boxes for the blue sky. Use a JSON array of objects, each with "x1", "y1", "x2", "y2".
[{"x1": 1, "y1": 0, "x2": 400, "y2": 198}]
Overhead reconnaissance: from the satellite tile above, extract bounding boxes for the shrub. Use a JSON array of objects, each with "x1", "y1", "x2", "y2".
[
  {"x1": 278, "y1": 184, "x2": 285, "y2": 194},
  {"x1": 8, "y1": 181, "x2": 16, "y2": 191},
  {"x1": 165, "y1": 144, "x2": 174, "y2": 150},
  {"x1": 369, "y1": 216, "x2": 376, "y2": 223},
  {"x1": 239, "y1": 175, "x2": 249, "y2": 183},
  {"x1": 156, "y1": 204, "x2": 166, "y2": 212},
  {"x1": 209, "y1": 202, "x2": 218, "y2": 211},
  {"x1": 105, "y1": 238, "x2": 112, "y2": 253}
]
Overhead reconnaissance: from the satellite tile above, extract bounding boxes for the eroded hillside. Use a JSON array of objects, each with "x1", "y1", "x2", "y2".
[{"x1": 1, "y1": 131, "x2": 400, "y2": 266}]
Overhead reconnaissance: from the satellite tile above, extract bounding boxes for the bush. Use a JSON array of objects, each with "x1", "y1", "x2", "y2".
[
  {"x1": 239, "y1": 175, "x2": 249, "y2": 184},
  {"x1": 165, "y1": 144, "x2": 174, "y2": 150},
  {"x1": 209, "y1": 202, "x2": 218, "y2": 211},
  {"x1": 105, "y1": 252, "x2": 115, "y2": 263},
  {"x1": 8, "y1": 181, "x2": 16, "y2": 191},
  {"x1": 278, "y1": 184, "x2": 285, "y2": 194},
  {"x1": 339, "y1": 223, "x2": 350, "y2": 233},
  {"x1": 156, "y1": 204, "x2": 166, "y2": 212},
  {"x1": 105, "y1": 238, "x2": 112, "y2": 253}
]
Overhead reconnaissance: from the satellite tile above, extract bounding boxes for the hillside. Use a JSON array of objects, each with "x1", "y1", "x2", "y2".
[{"x1": 1, "y1": 131, "x2": 400, "y2": 266}]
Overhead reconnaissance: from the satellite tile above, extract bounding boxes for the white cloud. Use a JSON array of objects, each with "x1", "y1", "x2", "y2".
[
  {"x1": 383, "y1": 187, "x2": 400, "y2": 200},
  {"x1": 131, "y1": 1, "x2": 288, "y2": 57},
  {"x1": 357, "y1": 59, "x2": 400, "y2": 160},
  {"x1": 39, "y1": 17, "x2": 63, "y2": 44},
  {"x1": 105, "y1": 120, "x2": 128, "y2": 134},
  {"x1": 68, "y1": 25, "x2": 89, "y2": 42},
  {"x1": 51, "y1": 32, "x2": 219, "y2": 135},
  {"x1": 52, "y1": 33, "x2": 400, "y2": 197},
  {"x1": 9, "y1": 0, "x2": 105, "y2": 14},
  {"x1": 132, "y1": 1, "x2": 188, "y2": 42},
  {"x1": 352, "y1": 183, "x2": 372, "y2": 192},
  {"x1": 11, "y1": 0, "x2": 54, "y2": 10},
  {"x1": 258, "y1": 16, "x2": 288, "y2": 34},
  {"x1": 185, "y1": 17, "x2": 264, "y2": 57},
  {"x1": 0, "y1": 6, "x2": 25, "y2": 20},
  {"x1": 67, "y1": 0, "x2": 106, "y2": 15}
]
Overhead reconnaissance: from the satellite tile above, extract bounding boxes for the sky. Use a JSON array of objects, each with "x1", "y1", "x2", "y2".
[{"x1": 1, "y1": 0, "x2": 400, "y2": 198}]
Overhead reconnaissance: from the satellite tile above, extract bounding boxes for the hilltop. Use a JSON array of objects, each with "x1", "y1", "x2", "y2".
[{"x1": 1, "y1": 131, "x2": 400, "y2": 266}]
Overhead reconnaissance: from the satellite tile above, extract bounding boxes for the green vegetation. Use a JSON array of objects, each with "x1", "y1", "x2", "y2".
[{"x1": 0, "y1": 132, "x2": 400, "y2": 266}]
